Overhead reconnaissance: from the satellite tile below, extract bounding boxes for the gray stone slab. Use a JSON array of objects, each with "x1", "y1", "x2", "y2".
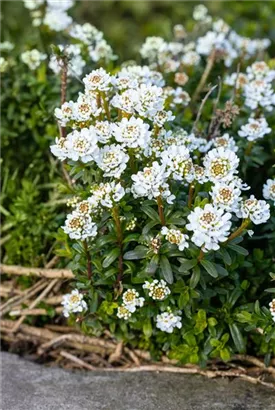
[{"x1": 1, "y1": 352, "x2": 274, "y2": 410}]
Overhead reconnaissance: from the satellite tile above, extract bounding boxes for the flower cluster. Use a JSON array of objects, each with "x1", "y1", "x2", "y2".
[
  {"x1": 269, "y1": 299, "x2": 275, "y2": 323},
  {"x1": 62, "y1": 289, "x2": 87, "y2": 318},
  {"x1": 263, "y1": 179, "x2": 275, "y2": 205},
  {"x1": 156, "y1": 309, "x2": 182, "y2": 333},
  {"x1": 21, "y1": 49, "x2": 47, "y2": 70},
  {"x1": 143, "y1": 280, "x2": 171, "y2": 300}
]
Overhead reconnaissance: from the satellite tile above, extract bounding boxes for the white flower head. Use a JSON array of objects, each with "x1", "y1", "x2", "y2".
[
  {"x1": 161, "y1": 227, "x2": 189, "y2": 251},
  {"x1": 64, "y1": 128, "x2": 98, "y2": 163},
  {"x1": 111, "y1": 116, "x2": 151, "y2": 149},
  {"x1": 62, "y1": 289, "x2": 87, "y2": 318},
  {"x1": 156, "y1": 309, "x2": 182, "y2": 333},
  {"x1": 263, "y1": 179, "x2": 275, "y2": 204},
  {"x1": 89, "y1": 181, "x2": 125, "y2": 209},
  {"x1": 21, "y1": 49, "x2": 46, "y2": 70},
  {"x1": 213, "y1": 134, "x2": 238, "y2": 153},
  {"x1": 131, "y1": 161, "x2": 175, "y2": 204},
  {"x1": 117, "y1": 305, "x2": 132, "y2": 320},
  {"x1": 162, "y1": 145, "x2": 193, "y2": 183},
  {"x1": 186, "y1": 204, "x2": 232, "y2": 251},
  {"x1": 238, "y1": 117, "x2": 271, "y2": 142},
  {"x1": 83, "y1": 68, "x2": 112, "y2": 92},
  {"x1": 143, "y1": 279, "x2": 171, "y2": 300},
  {"x1": 54, "y1": 101, "x2": 75, "y2": 127},
  {"x1": 236, "y1": 195, "x2": 270, "y2": 225},
  {"x1": 94, "y1": 144, "x2": 129, "y2": 178},
  {"x1": 62, "y1": 212, "x2": 97, "y2": 240},
  {"x1": 210, "y1": 182, "x2": 241, "y2": 212},
  {"x1": 122, "y1": 289, "x2": 145, "y2": 312},
  {"x1": 203, "y1": 147, "x2": 239, "y2": 183}
]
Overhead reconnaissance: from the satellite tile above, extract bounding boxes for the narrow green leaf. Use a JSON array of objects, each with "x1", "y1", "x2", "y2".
[
  {"x1": 102, "y1": 248, "x2": 120, "y2": 268},
  {"x1": 160, "y1": 255, "x2": 173, "y2": 284},
  {"x1": 123, "y1": 246, "x2": 148, "y2": 260},
  {"x1": 190, "y1": 266, "x2": 201, "y2": 289},
  {"x1": 227, "y1": 244, "x2": 249, "y2": 256},
  {"x1": 178, "y1": 258, "x2": 198, "y2": 272},
  {"x1": 229, "y1": 323, "x2": 245, "y2": 353},
  {"x1": 200, "y1": 260, "x2": 218, "y2": 278}
]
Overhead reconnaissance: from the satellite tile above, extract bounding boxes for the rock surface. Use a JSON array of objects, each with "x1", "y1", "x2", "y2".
[{"x1": 1, "y1": 352, "x2": 274, "y2": 410}]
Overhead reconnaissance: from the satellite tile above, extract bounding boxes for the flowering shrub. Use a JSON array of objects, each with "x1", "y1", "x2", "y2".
[{"x1": 2, "y1": 2, "x2": 275, "y2": 364}]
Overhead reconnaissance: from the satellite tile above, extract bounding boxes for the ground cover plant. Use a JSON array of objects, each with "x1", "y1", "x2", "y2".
[{"x1": 1, "y1": 1, "x2": 275, "y2": 382}]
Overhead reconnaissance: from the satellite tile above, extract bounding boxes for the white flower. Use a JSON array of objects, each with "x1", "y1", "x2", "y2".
[
  {"x1": 44, "y1": 10, "x2": 73, "y2": 31},
  {"x1": 174, "y1": 72, "x2": 189, "y2": 86},
  {"x1": 117, "y1": 305, "x2": 132, "y2": 320},
  {"x1": 143, "y1": 279, "x2": 171, "y2": 300},
  {"x1": 111, "y1": 89, "x2": 138, "y2": 114},
  {"x1": 140, "y1": 36, "x2": 167, "y2": 63},
  {"x1": 186, "y1": 204, "x2": 232, "y2": 251},
  {"x1": 154, "y1": 110, "x2": 175, "y2": 127},
  {"x1": 23, "y1": 0, "x2": 43, "y2": 10},
  {"x1": 263, "y1": 179, "x2": 275, "y2": 204},
  {"x1": 131, "y1": 161, "x2": 175, "y2": 204},
  {"x1": 212, "y1": 134, "x2": 238, "y2": 153},
  {"x1": 236, "y1": 195, "x2": 270, "y2": 225},
  {"x1": 69, "y1": 23, "x2": 103, "y2": 44},
  {"x1": 134, "y1": 84, "x2": 165, "y2": 118},
  {"x1": 238, "y1": 117, "x2": 271, "y2": 142},
  {"x1": 118, "y1": 65, "x2": 164, "y2": 87},
  {"x1": 21, "y1": 49, "x2": 46, "y2": 70},
  {"x1": 269, "y1": 299, "x2": 275, "y2": 321},
  {"x1": 193, "y1": 4, "x2": 209, "y2": 21},
  {"x1": 210, "y1": 182, "x2": 241, "y2": 212},
  {"x1": 47, "y1": 0, "x2": 74, "y2": 11},
  {"x1": 62, "y1": 289, "x2": 87, "y2": 318},
  {"x1": 111, "y1": 117, "x2": 151, "y2": 149},
  {"x1": 63, "y1": 128, "x2": 98, "y2": 163},
  {"x1": 224, "y1": 72, "x2": 248, "y2": 89},
  {"x1": 74, "y1": 200, "x2": 93, "y2": 217},
  {"x1": 170, "y1": 87, "x2": 191, "y2": 107},
  {"x1": 0, "y1": 57, "x2": 8, "y2": 73},
  {"x1": 161, "y1": 227, "x2": 189, "y2": 251},
  {"x1": 122, "y1": 289, "x2": 145, "y2": 313},
  {"x1": 0, "y1": 41, "x2": 14, "y2": 51},
  {"x1": 161, "y1": 145, "x2": 193, "y2": 182},
  {"x1": 194, "y1": 165, "x2": 208, "y2": 184},
  {"x1": 94, "y1": 144, "x2": 129, "y2": 178},
  {"x1": 243, "y1": 80, "x2": 275, "y2": 112},
  {"x1": 89, "y1": 182, "x2": 125, "y2": 209},
  {"x1": 54, "y1": 101, "x2": 75, "y2": 126},
  {"x1": 246, "y1": 61, "x2": 275, "y2": 82},
  {"x1": 94, "y1": 121, "x2": 113, "y2": 144},
  {"x1": 156, "y1": 309, "x2": 182, "y2": 333},
  {"x1": 50, "y1": 137, "x2": 68, "y2": 161},
  {"x1": 203, "y1": 147, "x2": 239, "y2": 183},
  {"x1": 73, "y1": 93, "x2": 102, "y2": 121},
  {"x1": 83, "y1": 68, "x2": 112, "y2": 92},
  {"x1": 181, "y1": 51, "x2": 201, "y2": 66},
  {"x1": 62, "y1": 212, "x2": 97, "y2": 240}
]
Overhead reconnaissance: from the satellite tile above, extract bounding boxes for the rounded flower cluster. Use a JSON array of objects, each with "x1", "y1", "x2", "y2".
[
  {"x1": 236, "y1": 196, "x2": 270, "y2": 225},
  {"x1": 186, "y1": 204, "x2": 232, "y2": 251},
  {"x1": 263, "y1": 179, "x2": 275, "y2": 205},
  {"x1": 143, "y1": 279, "x2": 171, "y2": 300},
  {"x1": 156, "y1": 309, "x2": 182, "y2": 333},
  {"x1": 62, "y1": 289, "x2": 87, "y2": 318},
  {"x1": 269, "y1": 299, "x2": 275, "y2": 323},
  {"x1": 161, "y1": 227, "x2": 189, "y2": 251},
  {"x1": 21, "y1": 49, "x2": 46, "y2": 70}
]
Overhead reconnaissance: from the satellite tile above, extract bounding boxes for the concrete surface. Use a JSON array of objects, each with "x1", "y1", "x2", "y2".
[{"x1": 1, "y1": 352, "x2": 274, "y2": 410}]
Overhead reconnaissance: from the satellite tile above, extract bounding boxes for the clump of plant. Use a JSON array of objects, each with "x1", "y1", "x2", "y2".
[{"x1": 51, "y1": 18, "x2": 275, "y2": 362}]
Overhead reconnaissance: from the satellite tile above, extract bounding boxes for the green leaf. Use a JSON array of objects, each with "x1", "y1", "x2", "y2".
[
  {"x1": 145, "y1": 255, "x2": 159, "y2": 274},
  {"x1": 160, "y1": 255, "x2": 173, "y2": 284},
  {"x1": 227, "y1": 244, "x2": 249, "y2": 256},
  {"x1": 229, "y1": 323, "x2": 245, "y2": 353},
  {"x1": 265, "y1": 288, "x2": 275, "y2": 293},
  {"x1": 178, "y1": 287, "x2": 189, "y2": 308},
  {"x1": 219, "y1": 248, "x2": 232, "y2": 265},
  {"x1": 143, "y1": 318, "x2": 152, "y2": 338},
  {"x1": 102, "y1": 248, "x2": 120, "y2": 268},
  {"x1": 178, "y1": 258, "x2": 198, "y2": 272},
  {"x1": 200, "y1": 260, "x2": 218, "y2": 278},
  {"x1": 194, "y1": 310, "x2": 207, "y2": 334},
  {"x1": 190, "y1": 266, "x2": 200, "y2": 289},
  {"x1": 141, "y1": 205, "x2": 159, "y2": 221},
  {"x1": 220, "y1": 348, "x2": 231, "y2": 362},
  {"x1": 123, "y1": 245, "x2": 148, "y2": 260}
]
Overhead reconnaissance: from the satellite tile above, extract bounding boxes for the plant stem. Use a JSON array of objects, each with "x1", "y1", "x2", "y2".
[
  {"x1": 83, "y1": 240, "x2": 92, "y2": 280},
  {"x1": 191, "y1": 84, "x2": 218, "y2": 135},
  {"x1": 188, "y1": 184, "x2": 195, "y2": 208},
  {"x1": 112, "y1": 207, "x2": 124, "y2": 286},
  {"x1": 192, "y1": 49, "x2": 216, "y2": 103},
  {"x1": 157, "y1": 196, "x2": 166, "y2": 226},
  {"x1": 245, "y1": 141, "x2": 254, "y2": 156},
  {"x1": 198, "y1": 248, "x2": 205, "y2": 262},
  {"x1": 226, "y1": 219, "x2": 250, "y2": 243}
]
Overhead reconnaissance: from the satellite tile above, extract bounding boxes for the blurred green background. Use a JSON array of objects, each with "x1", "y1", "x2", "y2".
[{"x1": 2, "y1": 1, "x2": 275, "y2": 61}]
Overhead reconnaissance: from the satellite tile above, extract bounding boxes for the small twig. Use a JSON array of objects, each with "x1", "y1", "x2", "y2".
[
  {"x1": 108, "y1": 341, "x2": 124, "y2": 364},
  {"x1": 157, "y1": 196, "x2": 166, "y2": 226},
  {"x1": 192, "y1": 49, "x2": 216, "y2": 103},
  {"x1": 187, "y1": 184, "x2": 195, "y2": 209},
  {"x1": 232, "y1": 62, "x2": 241, "y2": 103},
  {"x1": 192, "y1": 85, "x2": 218, "y2": 135},
  {"x1": 0, "y1": 264, "x2": 74, "y2": 279},
  {"x1": 9, "y1": 307, "x2": 63, "y2": 317},
  {"x1": 207, "y1": 76, "x2": 222, "y2": 138},
  {"x1": 10, "y1": 279, "x2": 59, "y2": 333},
  {"x1": 60, "y1": 350, "x2": 96, "y2": 371}
]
